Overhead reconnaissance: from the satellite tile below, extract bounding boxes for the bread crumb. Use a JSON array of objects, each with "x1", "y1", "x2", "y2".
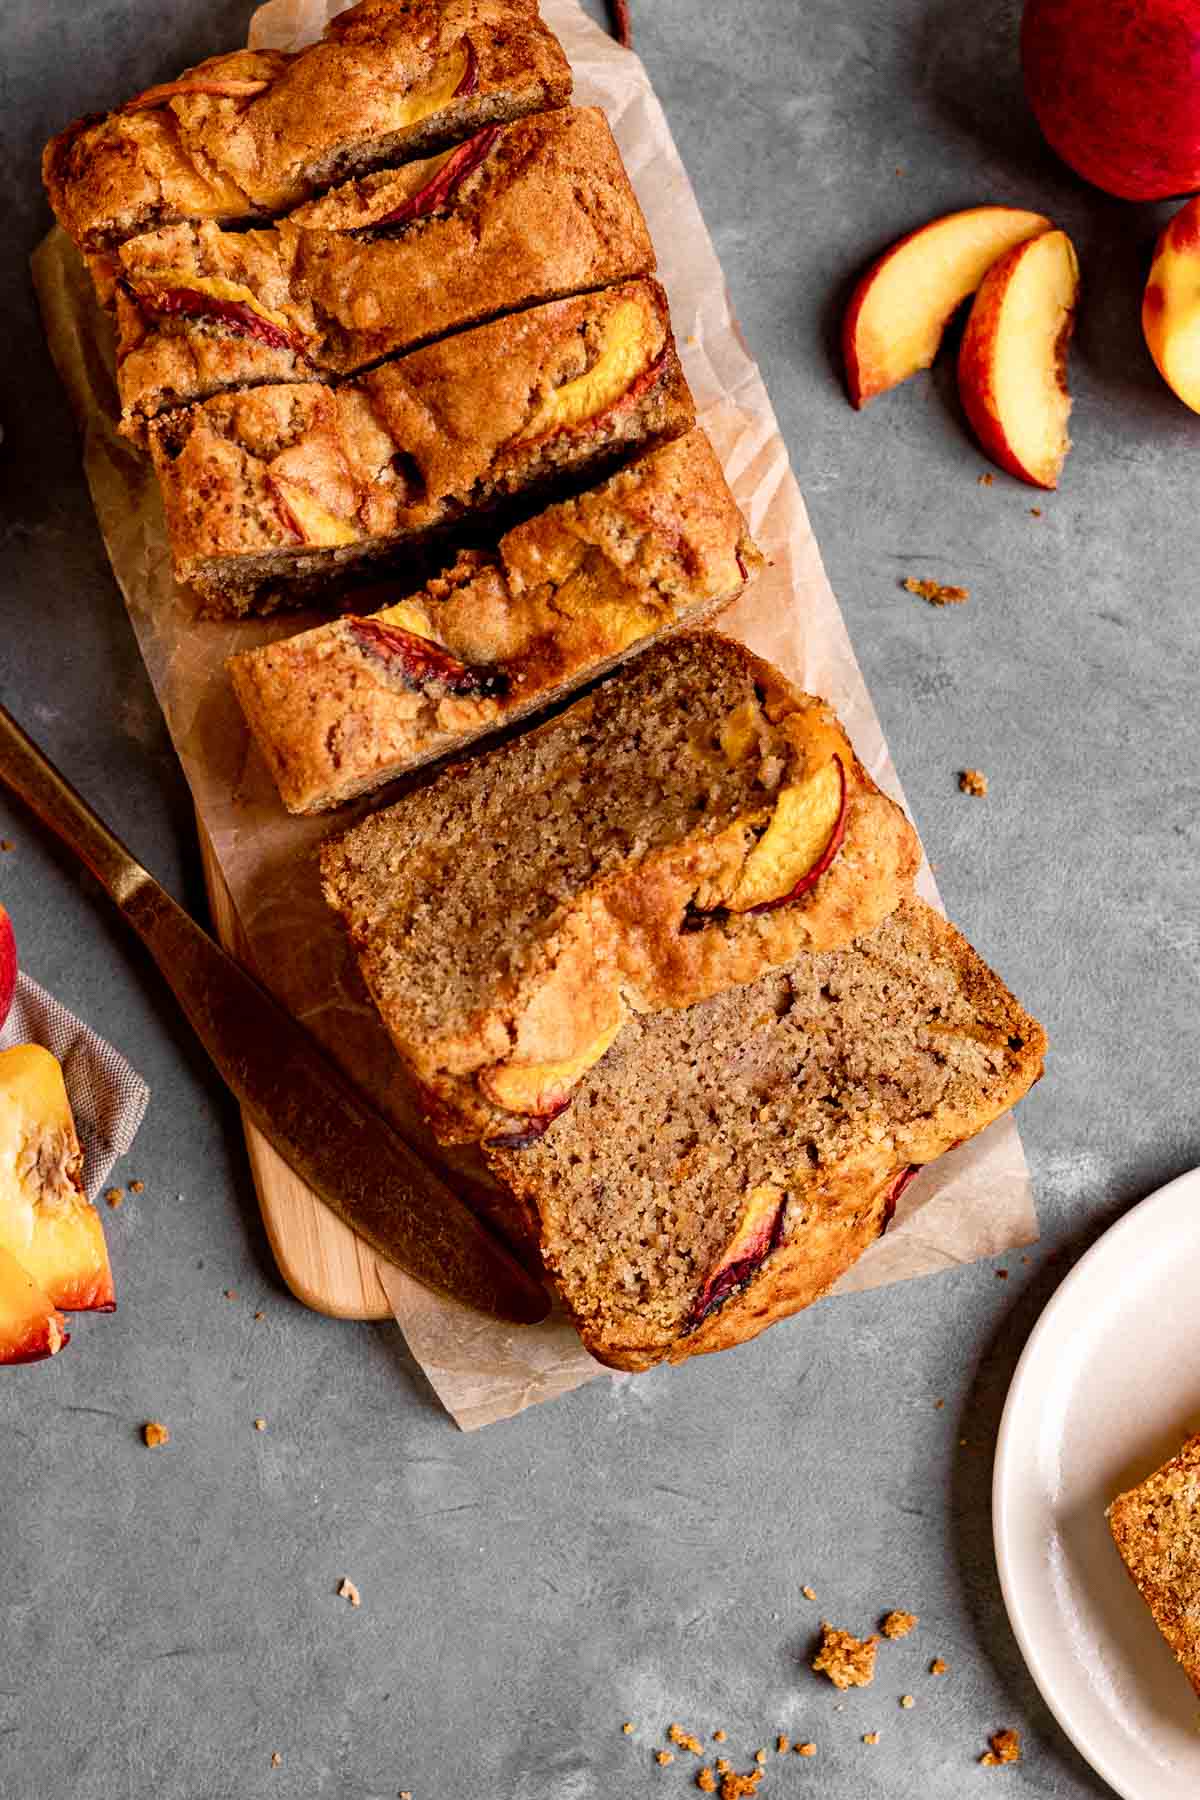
[
  {"x1": 863, "y1": 1731, "x2": 880, "y2": 1745},
  {"x1": 802, "y1": 1585, "x2": 817, "y2": 1601},
  {"x1": 1030, "y1": 507, "x2": 1042, "y2": 518},
  {"x1": 813, "y1": 1622, "x2": 879, "y2": 1689},
  {"x1": 656, "y1": 1750, "x2": 674, "y2": 1766},
  {"x1": 669, "y1": 1725, "x2": 704, "y2": 1755},
  {"x1": 712, "y1": 1730, "x2": 727, "y2": 1743},
  {"x1": 142, "y1": 1421, "x2": 169, "y2": 1448},
  {"x1": 399, "y1": 1792, "x2": 412, "y2": 1799},
  {"x1": 105, "y1": 1188, "x2": 124, "y2": 1208},
  {"x1": 900, "y1": 1694, "x2": 915, "y2": 1709},
  {"x1": 930, "y1": 1658, "x2": 948, "y2": 1675},
  {"x1": 977, "y1": 472, "x2": 994, "y2": 486},
  {"x1": 254, "y1": 1311, "x2": 265, "y2": 1320},
  {"x1": 337, "y1": 1577, "x2": 361, "y2": 1608},
  {"x1": 129, "y1": 1179, "x2": 145, "y2": 1194},
  {"x1": 718, "y1": 1771, "x2": 762, "y2": 1799},
  {"x1": 223, "y1": 1288, "x2": 237, "y2": 1299},
  {"x1": 776, "y1": 1735, "x2": 790, "y2": 1754},
  {"x1": 796, "y1": 1742, "x2": 816, "y2": 1757},
  {"x1": 754, "y1": 1748, "x2": 766, "y2": 1764},
  {"x1": 903, "y1": 576, "x2": 969, "y2": 606},
  {"x1": 270, "y1": 1753, "x2": 281, "y2": 1769},
  {"x1": 881, "y1": 1610, "x2": 918, "y2": 1640},
  {"x1": 934, "y1": 1398, "x2": 945, "y2": 1409},
  {"x1": 716, "y1": 1758, "x2": 731, "y2": 1774},
  {"x1": 622, "y1": 1722, "x2": 635, "y2": 1735},
  {"x1": 959, "y1": 769, "x2": 988, "y2": 797},
  {"x1": 254, "y1": 1417, "x2": 267, "y2": 1432},
  {"x1": 697, "y1": 1772, "x2": 717, "y2": 1793},
  {"x1": 981, "y1": 1728, "x2": 1021, "y2": 1766}
]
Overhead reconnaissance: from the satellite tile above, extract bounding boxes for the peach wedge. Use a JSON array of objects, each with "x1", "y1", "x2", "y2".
[
  {"x1": 0, "y1": 1044, "x2": 115, "y2": 1313},
  {"x1": 957, "y1": 228, "x2": 1080, "y2": 489},
  {"x1": 0, "y1": 1244, "x2": 68, "y2": 1365},
  {"x1": 1144, "y1": 197, "x2": 1200, "y2": 413},
  {"x1": 843, "y1": 206, "x2": 1051, "y2": 408}
]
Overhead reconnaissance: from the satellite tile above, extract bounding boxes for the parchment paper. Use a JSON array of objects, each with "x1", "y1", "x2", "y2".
[{"x1": 32, "y1": 0, "x2": 1038, "y2": 1432}]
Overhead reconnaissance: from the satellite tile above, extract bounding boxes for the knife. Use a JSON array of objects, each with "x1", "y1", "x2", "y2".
[{"x1": 0, "y1": 703, "x2": 548, "y2": 1326}]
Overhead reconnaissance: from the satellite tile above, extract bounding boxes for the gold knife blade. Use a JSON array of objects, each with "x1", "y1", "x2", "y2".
[{"x1": 0, "y1": 703, "x2": 548, "y2": 1326}]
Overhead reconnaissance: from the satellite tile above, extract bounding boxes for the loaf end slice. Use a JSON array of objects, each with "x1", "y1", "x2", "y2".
[
  {"x1": 44, "y1": 0, "x2": 572, "y2": 255},
  {"x1": 487, "y1": 897, "x2": 1047, "y2": 1370},
  {"x1": 1109, "y1": 1433, "x2": 1200, "y2": 1698}
]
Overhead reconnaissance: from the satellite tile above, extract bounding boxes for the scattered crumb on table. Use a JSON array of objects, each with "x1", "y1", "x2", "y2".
[
  {"x1": 802, "y1": 1584, "x2": 818, "y2": 1602},
  {"x1": 903, "y1": 576, "x2": 969, "y2": 606},
  {"x1": 718, "y1": 1770, "x2": 762, "y2": 1798},
  {"x1": 254, "y1": 1311, "x2": 265, "y2": 1320},
  {"x1": 669, "y1": 1725, "x2": 703, "y2": 1755},
  {"x1": 981, "y1": 1728, "x2": 1021, "y2": 1766},
  {"x1": 712, "y1": 1729, "x2": 727, "y2": 1743},
  {"x1": 697, "y1": 1772, "x2": 717, "y2": 1793},
  {"x1": 270, "y1": 1752, "x2": 281, "y2": 1769},
  {"x1": 934, "y1": 1398, "x2": 945, "y2": 1410},
  {"x1": 1030, "y1": 507, "x2": 1042, "y2": 518},
  {"x1": 776, "y1": 1734, "x2": 790, "y2": 1754},
  {"x1": 959, "y1": 769, "x2": 988, "y2": 797},
  {"x1": 901, "y1": 1694, "x2": 915, "y2": 1709},
  {"x1": 223, "y1": 1288, "x2": 237, "y2": 1300},
  {"x1": 796, "y1": 1741, "x2": 816, "y2": 1757},
  {"x1": 105, "y1": 1188, "x2": 123, "y2": 1208},
  {"x1": 129, "y1": 1179, "x2": 145, "y2": 1194},
  {"x1": 881, "y1": 1610, "x2": 918, "y2": 1640},
  {"x1": 930, "y1": 1657, "x2": 948, "y2": 1675},
  {"x1": 977, "y1": 472, "x2": 994, "y2": 487},
  {"x1": 142, "y1": 1421, "x2": 169, "y2": 1448},
  {"x1": 655, "y1": 1750, "x2": 674, "y2": 1766},
  {"x1": 254, "y1": 1417, "x2": 267, "y2": 1432},
  {"x1": 622, "y1": 1722, "x2": 634, "y2": 1735},
  {"x1": 813, "y1": 1622, "x2": 879, "y2": 1689},
  {"x1": 753, "y1": 1748, "x2": 766, "y2": 1763},
  {"x1": 863, "y1": 1730, "x2": 880, "y2": 1745},
  {"x1": 337, "y1": 1577, "x2": 361, "y2": 1608}
]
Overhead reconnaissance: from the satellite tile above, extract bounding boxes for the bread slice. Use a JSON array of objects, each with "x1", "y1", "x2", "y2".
[
  {"x1": 114, "y1": 108, "x2": 655, "y2": 438},
  {"x1": 151, "y1": 278, "x2": 692, "y2": 614},
  {"x1": 486, "y1": 898, "x2": 1047, "y2": 1370},
  {"x1": 320, "y1": 633, "x2": 921, "y2": 1143},
  {"x1": 228, "y1": 431, "x2": 759, "y2": 809},
  {"x1": 43, "y1": 0, "x2": 572, "y2": 255},
  {"x1": 1109, "y1": 1433, "x2": 1200, "y2": 1697}
]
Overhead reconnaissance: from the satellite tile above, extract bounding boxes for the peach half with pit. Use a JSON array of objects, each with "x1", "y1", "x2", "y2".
[
  {"x1": 0, "y1": 1044, "x2": 115, "y2": 1314},
  {"x1": 843, "y1": 206, "x2": 1051, "y2": 408}
]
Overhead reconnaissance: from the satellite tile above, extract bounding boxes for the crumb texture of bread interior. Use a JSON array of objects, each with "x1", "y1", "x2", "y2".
[
  {"x1": 1109, "y1": 1433, "x2": 1200, "y2": 1697},
  {"x1": 488, "y1": 897, "x2": 1046, "y2": 1369},
  {"x1": 319, "y1": 633, "x2": 922, "y2": 1141}
]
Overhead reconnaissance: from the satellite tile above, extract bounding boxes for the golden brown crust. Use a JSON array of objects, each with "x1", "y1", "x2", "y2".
[
  {"x1": 1108, "y1": 1433, "x2": 1200, "y2": 1697},
  {"x1": 151, "y1": 278, "x2": 692, "y2": 611},
  {"x1": 114, "y1": 108, "x2": 655, "y2": 435},
  {"x1": 228, "y1": 430, "x2": 751, "y2": 811},
  {"x1": 43, "y1": 0, "x2": 572, "y2": 252},
  {"x1": 488, "y1": 898, "x2": 1047, "y2": 1370},
  {"x1": 320, "y1": 634, "x2": 922, "y2": 1143}
]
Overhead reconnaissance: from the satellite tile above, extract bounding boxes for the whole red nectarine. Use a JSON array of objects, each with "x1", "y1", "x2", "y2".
[
  {"x1": 1023, "y1": 0, "x2": 1200, "y2": 200},
  {"x1": 0, "y1": 905, "x2": 15, "y2": 1035}
]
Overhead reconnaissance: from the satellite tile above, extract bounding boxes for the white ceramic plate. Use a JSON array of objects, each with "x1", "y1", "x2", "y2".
[{"x1": 994, "y1": 1168, "x2": 1200, "y2": 1799}]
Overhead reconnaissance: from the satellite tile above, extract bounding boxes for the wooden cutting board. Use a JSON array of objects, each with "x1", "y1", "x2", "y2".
[{"x1": 197, "y1": 817, "x2": 390, "y2": 1321}]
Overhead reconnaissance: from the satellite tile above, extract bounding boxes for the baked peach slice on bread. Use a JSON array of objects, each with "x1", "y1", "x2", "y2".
[
  {"x1": 843, "y1": 206, "x2": 1051, "y2": 408},
  {"x1": 0, "y1": 1044, "x2": 114, "y2": 1321},
  {"x1": 957, "y1": 227, "x2": 1079, "y2": 488},
  {"x1": 1144, "y1": 198, "x2": 1200, "y2": 413}
]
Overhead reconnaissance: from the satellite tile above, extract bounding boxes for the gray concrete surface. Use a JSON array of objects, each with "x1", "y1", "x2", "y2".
[{"x1": 1, "y1": 0, "x2": 1194, "y2": 1793}]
